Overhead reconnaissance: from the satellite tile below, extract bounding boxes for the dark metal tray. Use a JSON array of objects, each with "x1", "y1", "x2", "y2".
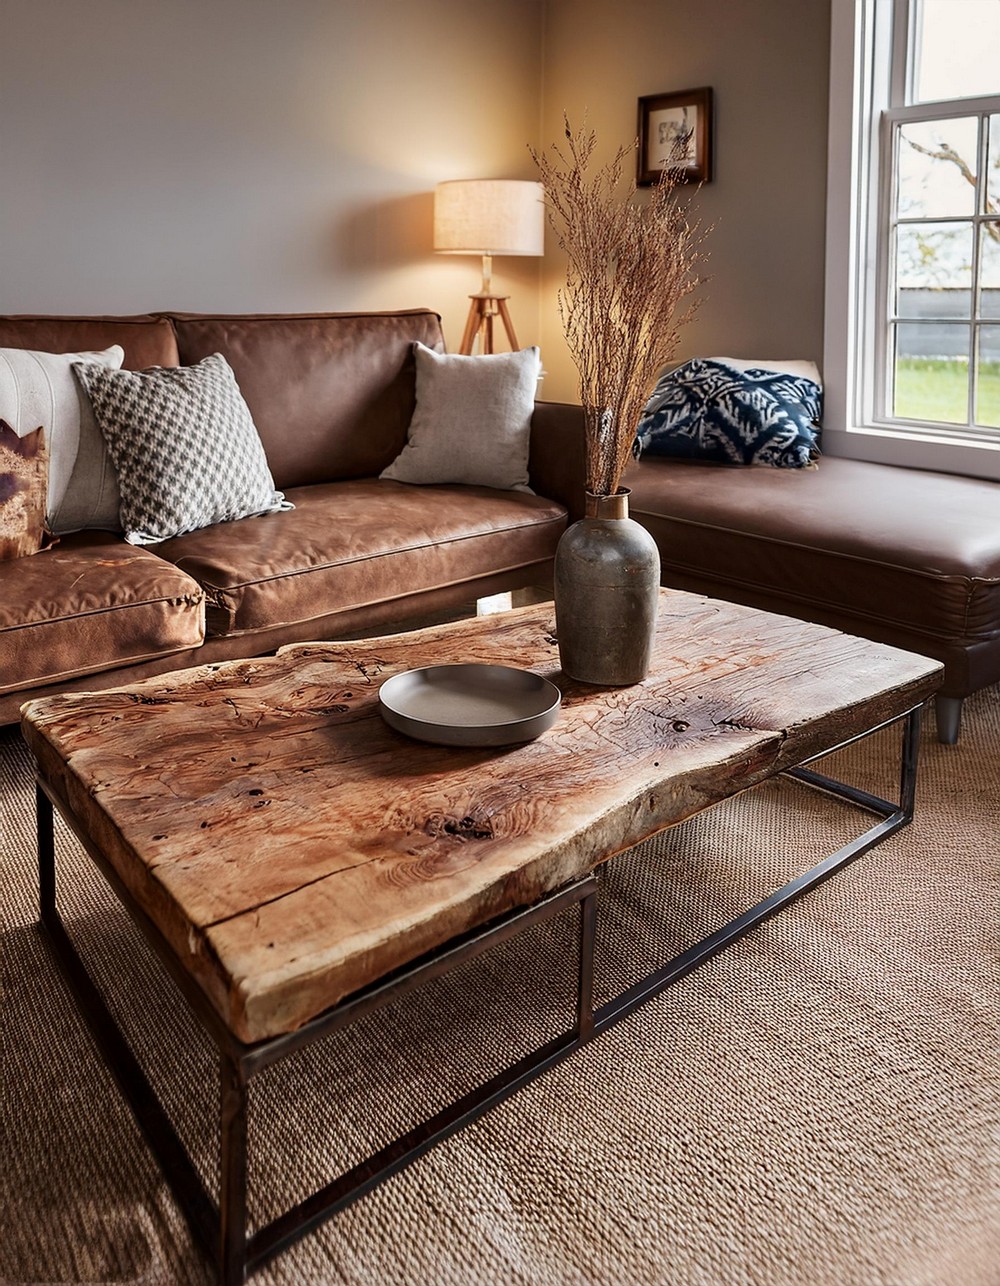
[{"x1": 378, "y1": 663, "x2": 561, "y2": 747}]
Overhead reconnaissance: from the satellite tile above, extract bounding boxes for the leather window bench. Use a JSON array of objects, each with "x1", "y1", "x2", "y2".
[{"x1": 622, "y1": 453, "x2": 1000, "y2": 744}]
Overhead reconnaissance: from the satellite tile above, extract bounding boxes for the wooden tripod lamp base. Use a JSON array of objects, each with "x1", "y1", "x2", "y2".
[{"x1": 458, "y1": 293, "x2": 520, "y2": 356}]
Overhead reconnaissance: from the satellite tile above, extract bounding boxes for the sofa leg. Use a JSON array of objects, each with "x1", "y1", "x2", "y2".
[{"x1": 935, "y1": 696, "x2": 963, "y2": 745}]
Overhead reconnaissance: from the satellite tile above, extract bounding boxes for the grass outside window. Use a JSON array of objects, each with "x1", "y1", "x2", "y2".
[{"x1": 893, "y1": 357, "x2": 1000, "y2": 427}]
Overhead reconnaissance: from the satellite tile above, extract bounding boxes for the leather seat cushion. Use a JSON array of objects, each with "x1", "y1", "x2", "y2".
[
  {"x1": 155, "y1": 479, "x2": 567, "y2": 637},
  {"x1": 624, "y1": 455, "x2": 1000, "y2": 647},
  {"x1": 0, "y1": 533, "x2": 205, "y2": 696}
]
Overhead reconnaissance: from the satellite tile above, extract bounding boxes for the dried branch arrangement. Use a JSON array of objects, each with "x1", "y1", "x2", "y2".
[{"x1": 532, "y1": 119, "x2": 710, "y2": 496}]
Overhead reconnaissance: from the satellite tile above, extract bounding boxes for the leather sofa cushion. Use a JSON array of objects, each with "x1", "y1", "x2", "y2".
[
  {"x1": 624, "y1": 455, "x2": 1000, "y2": 646},
  {"x1": 167, "y1": 311, "x2": 445, "y2": 490},
  {"x1": 0, "y1": 315, "x2": 179, "y2": 370},
  {"x1": 156, "y1": 479, "x2": 566, "y2": 637},
  {"x1": 0, "y1": 533, "x2": 204, "y2": 696}
]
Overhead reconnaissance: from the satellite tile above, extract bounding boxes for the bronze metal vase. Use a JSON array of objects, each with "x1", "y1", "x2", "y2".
[{"x1": 554, "y1": 488, "x2": 661, "y2": 685}]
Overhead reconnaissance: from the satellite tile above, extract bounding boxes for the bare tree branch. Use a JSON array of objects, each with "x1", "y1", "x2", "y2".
[{"x1": 904, "y1": 136, "x2": 1000, "y2": 244}]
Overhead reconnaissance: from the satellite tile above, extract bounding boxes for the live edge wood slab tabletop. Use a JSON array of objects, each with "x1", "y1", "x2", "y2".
[{"x1": 21, "y1": 588, "x2": 943, "y2": 1047}]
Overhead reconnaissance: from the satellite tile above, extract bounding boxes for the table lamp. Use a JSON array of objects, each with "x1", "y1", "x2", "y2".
[{"x1": 434, "y1": 179, "x2": 545, "y2": 354}]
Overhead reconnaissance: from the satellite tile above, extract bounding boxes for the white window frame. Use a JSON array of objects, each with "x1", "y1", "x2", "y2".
[{"x1": 823, "y1": 0, "x2": 1000, "y2": 481}]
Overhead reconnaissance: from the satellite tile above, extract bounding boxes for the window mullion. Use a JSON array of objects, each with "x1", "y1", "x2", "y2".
[
  {"x1": 892, "y1": 0, "x2": 913, "y2": 106},
  {"x1": 886, "y1": 97, "x2": 1000, "y2": 126},
  {"x1": 875, "y1": 112, "x2": 897, "y2": 422},
  {"x1": 971, "y1": 113, "x2": 990, "y2": 425}
]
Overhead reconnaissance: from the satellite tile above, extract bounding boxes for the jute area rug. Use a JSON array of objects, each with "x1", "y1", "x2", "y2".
[{"x1": 2, "y1": 690, "x2": 998, "y2": 1286}]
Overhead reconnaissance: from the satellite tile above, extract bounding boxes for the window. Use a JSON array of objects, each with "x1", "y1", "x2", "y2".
[{"x1": 824, "y1": 0, "x2": 1000, "y2": 479}]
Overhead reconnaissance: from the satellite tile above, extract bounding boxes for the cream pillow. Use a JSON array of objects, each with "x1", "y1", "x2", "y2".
[
  {"x1": 380, "y1": 342, "x2": 540, "y2": 492},
  {"x1": 712, "y1": 356, "x2": 822, "y2": 384},
  {"x1": 0, "y1": 343, "x2": 126, "y2": 533}
]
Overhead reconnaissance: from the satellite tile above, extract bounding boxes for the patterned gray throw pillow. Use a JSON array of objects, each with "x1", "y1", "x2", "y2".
[{"x1": 73, "y1": 354, "x2": 290, "y2": 545}]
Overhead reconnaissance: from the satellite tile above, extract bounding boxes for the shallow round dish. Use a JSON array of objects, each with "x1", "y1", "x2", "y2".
[{"x1": 378, "y1": 664, "x2": 561, "y2": 747}]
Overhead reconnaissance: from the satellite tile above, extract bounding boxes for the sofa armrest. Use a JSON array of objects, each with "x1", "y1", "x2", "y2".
[{"x1": 528, "y1": 400, "x2": 587, "y2": 521}]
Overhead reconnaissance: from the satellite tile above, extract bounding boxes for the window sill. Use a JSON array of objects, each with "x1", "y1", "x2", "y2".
[{"x1": 822, "y1": 423, "x2": 1000, "y2": 482}]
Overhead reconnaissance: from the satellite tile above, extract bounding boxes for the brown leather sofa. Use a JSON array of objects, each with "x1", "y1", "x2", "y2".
[
  {"x1": 623, "y1": 453, "x2": 1000, "y2": 743},
  {"x1": 0, "y1": 309, "x2": 582, "y2": 726}
]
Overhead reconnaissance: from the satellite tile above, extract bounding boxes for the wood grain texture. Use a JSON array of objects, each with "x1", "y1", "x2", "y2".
[{"x1": 21, "y1": 589, "x2": 943, "y2": 1044}]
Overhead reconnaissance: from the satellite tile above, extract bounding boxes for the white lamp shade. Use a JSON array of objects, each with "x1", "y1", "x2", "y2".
[{"x1": 434, "y1": 179, "x2": 545, "y2": 256}]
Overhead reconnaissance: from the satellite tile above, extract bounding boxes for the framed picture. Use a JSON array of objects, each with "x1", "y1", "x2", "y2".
[{"x1": 637, "y1": 87, "x2": 713, "y2": 186}]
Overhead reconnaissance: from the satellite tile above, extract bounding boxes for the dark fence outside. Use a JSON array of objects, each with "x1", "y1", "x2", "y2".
[{"x1": 897, "y1": 289, "x2": 1000, "y2": 360}]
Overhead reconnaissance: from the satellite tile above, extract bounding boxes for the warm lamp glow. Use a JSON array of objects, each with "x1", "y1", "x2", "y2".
[
  {"x1": 434, "y1": 179, "x2": 545, "y2": 257},
  {"x1": 433, "y1": 179, "x2": 544, "y2": 354}
]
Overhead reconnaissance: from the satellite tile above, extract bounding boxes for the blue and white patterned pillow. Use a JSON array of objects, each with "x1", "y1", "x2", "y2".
[{"x1": 634, "y1": 358, "x2": 822, "y2": 468}]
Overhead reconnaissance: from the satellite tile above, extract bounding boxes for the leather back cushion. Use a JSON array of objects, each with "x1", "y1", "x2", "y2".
[
  {"x1": 0, "y1": 315, "x2": 179, "y2": 370},
  {"x1": 168, "y1": 310, "x2": 446, "y2": 489}
]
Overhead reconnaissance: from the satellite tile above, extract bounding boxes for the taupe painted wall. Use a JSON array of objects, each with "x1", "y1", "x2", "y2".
[
  {"x1": 0, "y1": 0, "x2": 544, "y2": 353},
  {"x1": 538, "y1": 0, "x2": 831, "y2": 401},
  {"x1": 2, "y1": 0, "x2": 830, "y2": 389}
]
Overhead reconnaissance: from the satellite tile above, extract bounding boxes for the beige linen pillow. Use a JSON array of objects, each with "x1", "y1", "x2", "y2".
[
  {"x1": 380, "y1": 342, "x2": 540, "y2": 492},
  {"x1": 0, "y1": 344, "x2": 125, "y2": 533}
]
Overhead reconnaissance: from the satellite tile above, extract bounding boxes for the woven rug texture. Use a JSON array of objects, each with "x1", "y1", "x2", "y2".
[{"x1": 1, "y1": 690, "x2": 998, "y2": 1286}]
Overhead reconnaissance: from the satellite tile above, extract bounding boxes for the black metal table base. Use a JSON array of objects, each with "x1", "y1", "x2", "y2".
[{"x1": 35, "y1": 704, "x2": 922, "y2": 1285}]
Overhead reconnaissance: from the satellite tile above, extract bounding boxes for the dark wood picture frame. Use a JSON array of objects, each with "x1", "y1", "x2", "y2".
[{"x1": 637, "y1": 87, "x2": 713, "y2": 186}]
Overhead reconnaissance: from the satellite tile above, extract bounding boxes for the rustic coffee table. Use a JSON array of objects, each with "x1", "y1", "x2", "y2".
[{"x1": 22, "y1": 588, "x2": 942, "y2": 1284}]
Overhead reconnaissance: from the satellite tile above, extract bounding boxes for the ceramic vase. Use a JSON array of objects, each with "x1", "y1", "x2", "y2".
[{"x1": 553, "y1": 488, "x2": 660, "y2": 685}]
